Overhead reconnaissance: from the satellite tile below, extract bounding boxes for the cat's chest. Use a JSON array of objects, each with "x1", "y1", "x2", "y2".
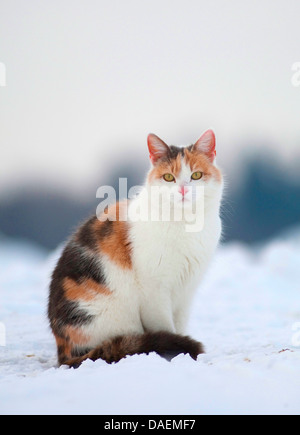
[{"x1": 130, "y1": 220, "x2": 219, "y2": 285}]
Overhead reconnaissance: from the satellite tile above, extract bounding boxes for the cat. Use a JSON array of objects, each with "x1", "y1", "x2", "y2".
[{"x1": 48, "y1": 129, "x2": 223, "y2": 368}]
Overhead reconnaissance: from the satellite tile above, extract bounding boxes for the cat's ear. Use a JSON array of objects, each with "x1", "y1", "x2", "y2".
[
  {"x1": 147, "y1": 133, "x2": 169, "y2": 164},
  {"x1": 193, "y1": 130, "x2": 216, "y2": 162}
]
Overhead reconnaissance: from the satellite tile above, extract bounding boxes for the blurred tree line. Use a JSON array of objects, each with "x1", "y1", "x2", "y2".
[{"x1": 0, "y1": 155, "x2": 300, "y2": 250}]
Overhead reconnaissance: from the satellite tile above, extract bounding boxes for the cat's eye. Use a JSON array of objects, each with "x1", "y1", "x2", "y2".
[
  {"x1": 191, "y1": 171, "x2": 203, "y2": 180},
  {"x1": 163, "y1": 173, "x2": 175, "y2": 182}
]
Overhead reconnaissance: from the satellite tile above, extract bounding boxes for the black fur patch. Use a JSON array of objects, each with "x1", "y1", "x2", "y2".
[
  {"x1": 140, "y1": 331, "x2": 204, "y2": 361},
  {"x1": 54, "y1": 242, "x2": 105, "y2": 284},
  {"x1": 48, "y1": 278, "x2": 94, "y2": 335},
  {"x1": 97, "y1": 218, "x2": 114, "y2": 239},
  {"x1": 61, "y1": 331, "x2": 204, "y2": 368},
  {"x1": 75, "y1": 216, "x2": 98, "y2": 251},
  {"x1": 48, "y1": 240, "x2": 105, "y2": 334},
  {"x1": 168, "y1": 145, "x2": 185, "y2": 158},
  {"x1": 160, "y1": 144, "x2": 193, "y2": 164}
]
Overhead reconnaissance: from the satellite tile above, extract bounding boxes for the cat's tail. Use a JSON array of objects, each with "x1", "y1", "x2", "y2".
[{"x1": 62, "y1": 331, "x2": 204, "y2": 368}]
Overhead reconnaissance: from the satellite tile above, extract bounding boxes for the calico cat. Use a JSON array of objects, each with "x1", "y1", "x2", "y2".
[{"x1": 48, "y1": 130, "x2": 223, "y2": 368}]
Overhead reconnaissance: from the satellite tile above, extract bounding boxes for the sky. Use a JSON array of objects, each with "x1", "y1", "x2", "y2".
[{"x1": 0, "y1": 0, "x2": 300, "y2": 199}]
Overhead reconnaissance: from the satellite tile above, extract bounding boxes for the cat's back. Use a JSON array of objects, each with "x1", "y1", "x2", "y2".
[{"x1": 48, "y1": 201, "x2": 135, "y2": 338}]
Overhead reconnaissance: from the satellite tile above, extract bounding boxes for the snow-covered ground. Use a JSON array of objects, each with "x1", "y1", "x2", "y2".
[{"x1": 0, "y1": 232, "x2": 299, "y2": 415}]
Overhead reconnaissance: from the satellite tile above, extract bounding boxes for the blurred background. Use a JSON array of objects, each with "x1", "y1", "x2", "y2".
[{"x1": 1, "y1": 0, "x2": 300, "y2": 251}]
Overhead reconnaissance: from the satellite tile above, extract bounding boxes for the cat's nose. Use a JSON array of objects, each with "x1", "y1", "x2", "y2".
[{"x1": 178, "y1": 186, "x2": 188, "y2": 196}]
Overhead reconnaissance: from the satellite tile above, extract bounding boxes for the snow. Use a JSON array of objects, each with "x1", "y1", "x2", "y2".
[{"x1": 0, "y1": 233, "x2": 300, "y2": 415}]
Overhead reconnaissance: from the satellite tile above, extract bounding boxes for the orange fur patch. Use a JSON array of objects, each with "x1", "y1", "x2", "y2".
[
  {"x1": 55, "y1": 326, "x2": 91, "y2": 364},
  {"x1": 184, "y1": 149, "x2": 222, "y2": 183},
  {"x1": 99, "y1": 220, "x2": 132, "y2": 269},
  {"x1": 148, "y1": 154, "x2": 182, "y2": 182},
  {"x1": 65, "y1": 325, "x2": 90, "y2": 347},
  {"x1": 55, "y1": 333, "x2": 72, "y2": 361},
  {"x1": 95, "y1": 201, "x2": 132, "y2": 269},
  {"x1": 63, "y1": 277, "x2": 111, "y2": 302}
]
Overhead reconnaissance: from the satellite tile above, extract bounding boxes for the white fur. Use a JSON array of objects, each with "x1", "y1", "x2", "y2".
[
  {"x1": 80, "y1": 154, "x2": 223, "y2": 346},
  {"x1": 129, "y1": 187, "x2": 222, "y2": 334}
]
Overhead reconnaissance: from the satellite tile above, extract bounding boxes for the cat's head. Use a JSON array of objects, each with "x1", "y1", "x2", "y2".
[{"x1": 146, "y1": 130, "x2": 223, "y2": 219}]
